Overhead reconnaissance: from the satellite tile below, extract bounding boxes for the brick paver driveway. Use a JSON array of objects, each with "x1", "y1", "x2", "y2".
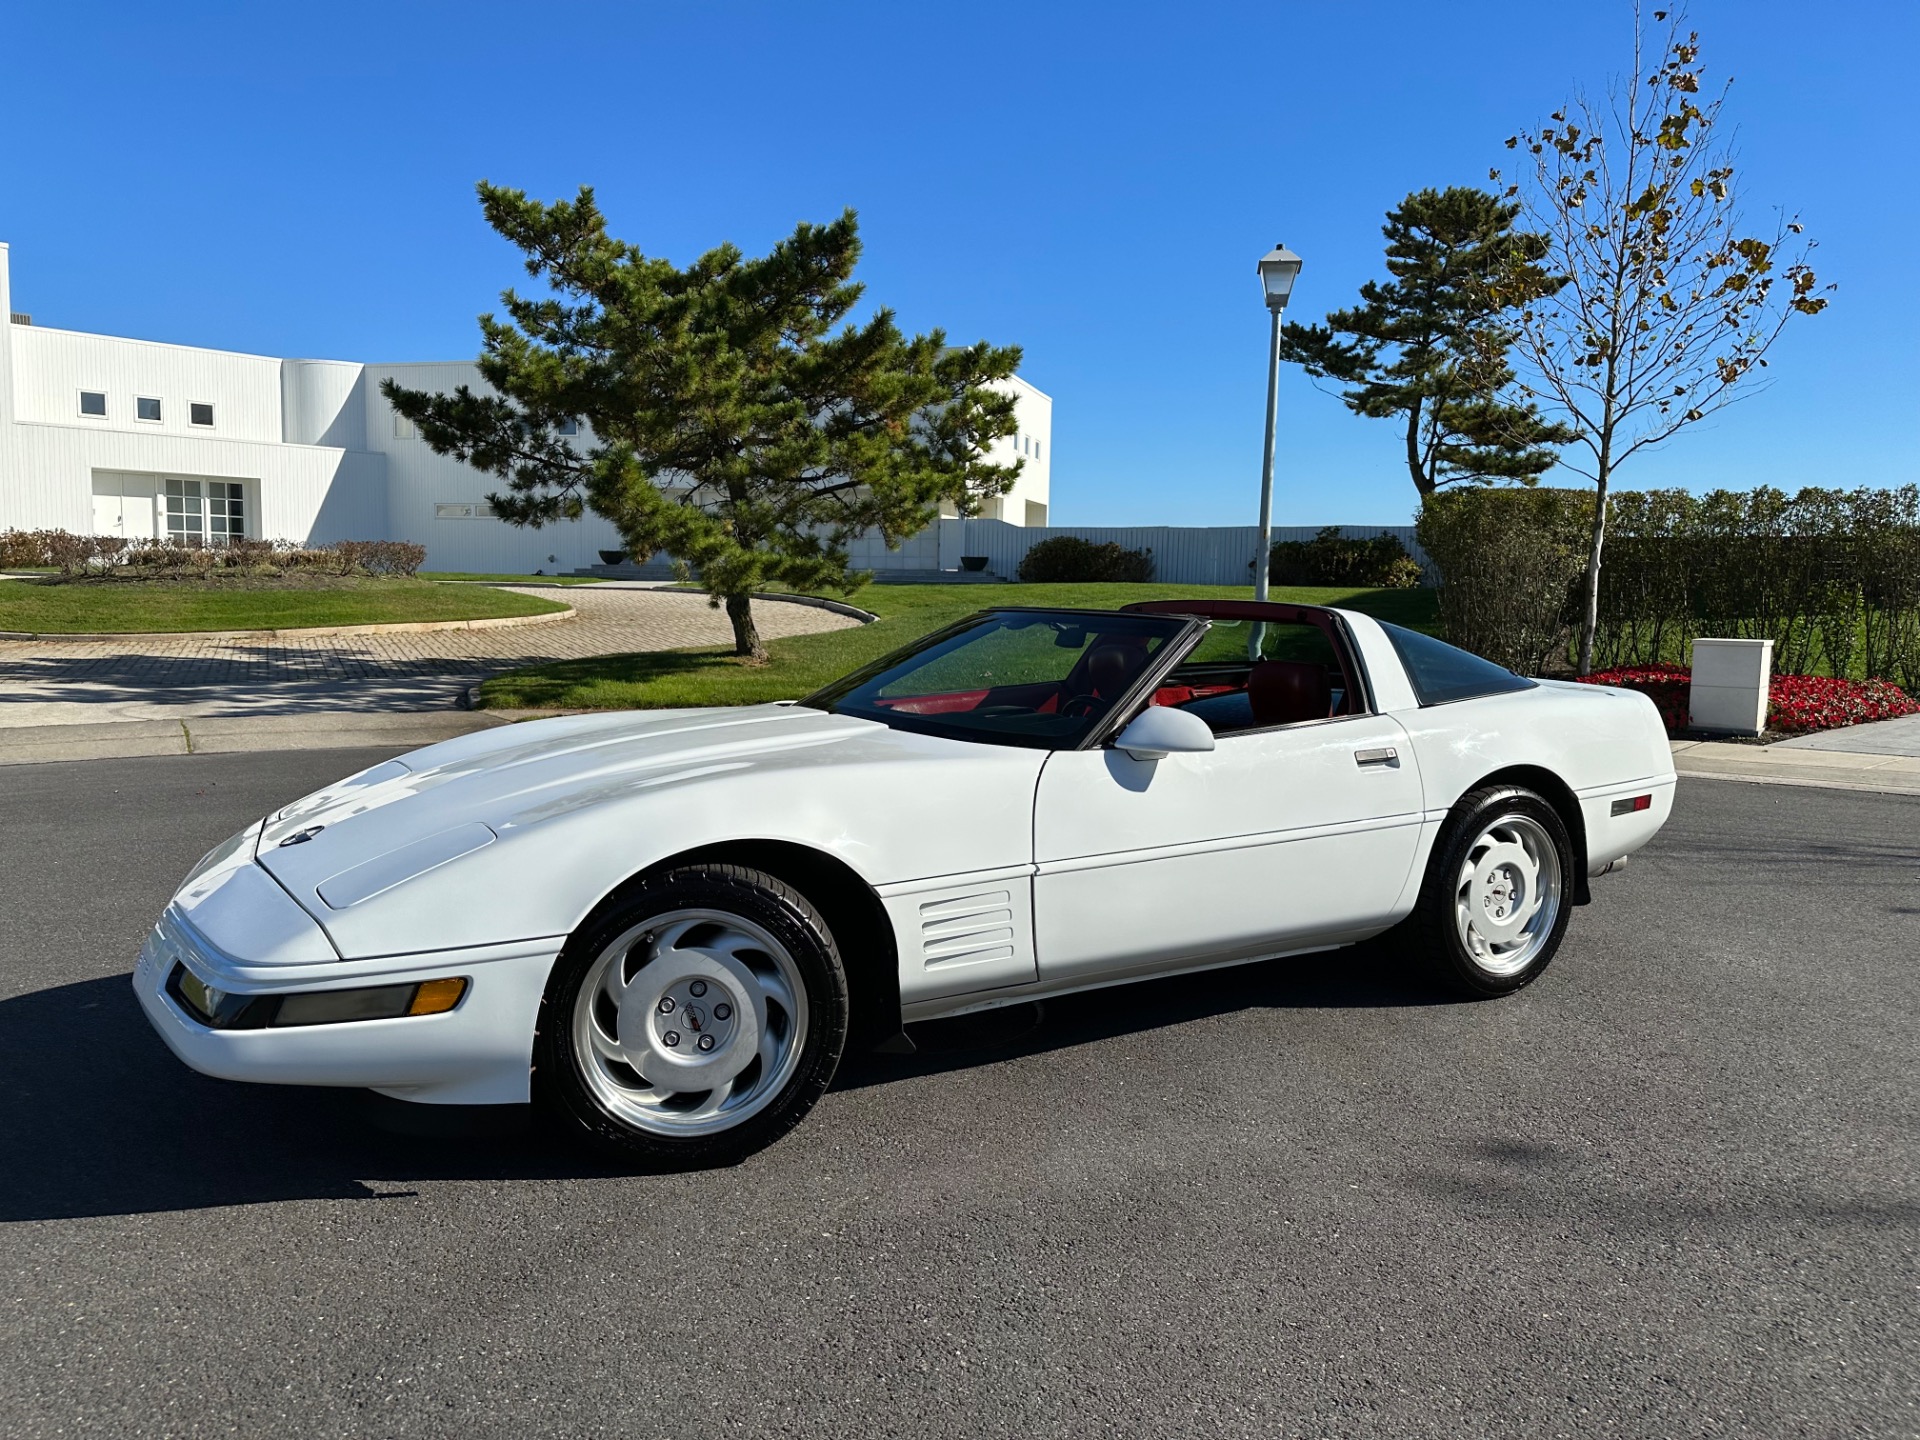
[{"x1": 0, "y1": 586, "x2": 860, "y2": 724}]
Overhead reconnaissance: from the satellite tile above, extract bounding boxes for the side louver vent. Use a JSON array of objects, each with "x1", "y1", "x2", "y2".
[{"x1": 919, "y1": 889, "x2": 1016, "y2": 969}]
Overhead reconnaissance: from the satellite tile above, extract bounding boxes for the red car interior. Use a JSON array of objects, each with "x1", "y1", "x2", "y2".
[
  {"x1": 1246, "y1": 659, "x2": 1333, "y2": 726},
  {"x1": 873, "y1": 602, "x2": 1357, "y2": 730}
]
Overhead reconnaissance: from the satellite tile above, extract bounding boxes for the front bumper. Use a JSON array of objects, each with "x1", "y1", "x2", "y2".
[{"x1": 133, "y1": 908, "x2": 562, "y2": 1106}]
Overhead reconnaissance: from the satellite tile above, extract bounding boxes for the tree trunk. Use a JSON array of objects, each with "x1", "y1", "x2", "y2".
[
  {"x1": 725, "y1": 592, "x2": 766, "y2": 662},
  {"x1": 1406, "y1": 399, "x2": 1432, "y2": 495},
  {"x1": 1576, "y1": 467, "x2": 1610, "y2": 676}
]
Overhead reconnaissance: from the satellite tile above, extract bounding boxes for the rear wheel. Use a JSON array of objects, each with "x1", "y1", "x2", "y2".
[
  {"x1": 1402, "y1": 786, "x2": 1573, "y2": 997},
  {"x1": 535, "y1": 864, "x2": 849, "y2": 1168}
]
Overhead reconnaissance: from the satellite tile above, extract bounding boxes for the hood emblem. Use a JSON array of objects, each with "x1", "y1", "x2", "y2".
[{"x1": 279, "y1": 826, "x2": 326, "y2": 847}]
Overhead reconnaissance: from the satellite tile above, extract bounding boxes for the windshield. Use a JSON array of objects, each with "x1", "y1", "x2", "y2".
[{"x1": 799, "y1": 609, "x2": 1193, "y2": 749}]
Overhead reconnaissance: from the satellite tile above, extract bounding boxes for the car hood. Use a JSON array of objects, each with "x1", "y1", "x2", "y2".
[
  {"x1": 246, "y1": 702, "x2": 1047, "y2": 960},
  {"x1": 257, "y1": 704, "x2": 877, "y2": 874}
]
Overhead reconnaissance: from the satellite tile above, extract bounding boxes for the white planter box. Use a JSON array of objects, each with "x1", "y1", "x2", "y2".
[{"x1": 1689, "y1": 638, "x2": 1773, "y2": 735}]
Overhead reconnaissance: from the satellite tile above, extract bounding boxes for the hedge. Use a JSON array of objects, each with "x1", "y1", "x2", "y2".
[
  {"x1": 1016, "y1": 536, "x2": 1155, "y2": 583},
  {"x1": 1414, "y1": 488, "x2": 1592, "y2": 675},
  {"x1": 1268, "y1": 527, "x2": 1423, "y2": 589},
  {"x1": 0, "y1": 530, "x2": 427, "y2": 579},
  {"x1": 1416, "y1": 485, "x2": 1920, "y2": 687}
]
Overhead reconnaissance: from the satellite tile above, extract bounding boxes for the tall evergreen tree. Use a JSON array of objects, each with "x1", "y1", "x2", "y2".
[
  {"x1": 385, "y1": 186, "x2": 1023, "y2": 659},
  {"x1": 1281, "y1": 187, "x2": 1573, "y2": 496}
]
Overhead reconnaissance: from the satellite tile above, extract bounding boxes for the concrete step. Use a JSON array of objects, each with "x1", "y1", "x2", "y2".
[{"x1": 566, "y1": 561, "x2": 682, "y2": 580}]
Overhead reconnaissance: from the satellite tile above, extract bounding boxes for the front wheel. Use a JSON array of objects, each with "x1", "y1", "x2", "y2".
[
  {"x1": 535, "y1": 864, "x2": 849, "y2": 1168},
  {"x1": 1401, "y1": 786, "x2": 1573, "y2": 998}
]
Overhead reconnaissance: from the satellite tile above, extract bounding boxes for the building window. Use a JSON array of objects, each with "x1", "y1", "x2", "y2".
[
  {"x1": 556, "y1": 419, "x2": 579, "y2": 436},
  {"x1": 163, "y1": 478, "x2": 246, "y2": 546},
  {"x1": 1034, "y1": 440, "x2": 1041, "y2": 461},
  {"x1": 137, "y1": 396, "x2": 163, "y2": 423},
  {"x1": 79, "y1": 391, "x2": 107, "y2": 417},
  {"x1": 435, "y1": 503, "x2": 475, "y2": 519},
  {"x1": 393, "y1": 412, "x2": 417, "y2": 440},
  {"x1": 190, "y1": 402, "x2": 215, "y2": 427},
  {"x1": 1025, "y1": 500, "x2": 1049, "y2": 527}
]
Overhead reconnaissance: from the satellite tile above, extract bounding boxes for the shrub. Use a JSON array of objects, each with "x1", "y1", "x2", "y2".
[
  {"x1": 1268, "y1": 527, "x2": 1424, "y2": 589},
  {"x1": 1579, "y1": 663, "x2": 1919, "y2": 736},
  {"x1": 1, "y1": 529, "x2": 63, "y2": 567},
  {"x1": 333, "y1": 540, "x2": 427, "y2": 576},
  {"x1": 1016, "y1": 536, "x2": 1154, "y2": 583},
  {"x1": 2, "y1": 530, "x2": 428, "y2": 580},
  {"x1": 1416, "y1": 488, "x2": 1592, "y2": 674}
]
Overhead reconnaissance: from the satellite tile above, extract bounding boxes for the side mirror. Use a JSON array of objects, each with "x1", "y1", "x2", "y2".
[{"x1": 1112, "y1": 705, "x2": 1216, "y2": 761}]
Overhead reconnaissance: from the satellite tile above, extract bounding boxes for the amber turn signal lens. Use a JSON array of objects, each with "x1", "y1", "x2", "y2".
[{"x1": 408, "y1": 977, "x2": 468, "y2": 1015}]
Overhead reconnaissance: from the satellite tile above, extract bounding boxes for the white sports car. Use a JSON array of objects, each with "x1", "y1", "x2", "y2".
[{"x1": 135, "y1": 599, "x2": 1675, "y2": 1165}]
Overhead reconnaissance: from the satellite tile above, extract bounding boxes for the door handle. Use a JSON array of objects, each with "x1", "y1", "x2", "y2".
[{"x1": 1353, "y1": 746, "x2": 1399, "y2": 767}]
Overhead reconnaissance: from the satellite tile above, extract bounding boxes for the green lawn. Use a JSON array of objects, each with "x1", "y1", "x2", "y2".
[
  {"x1": 422, "y1": 572, "x2": 608, "y2": 586},
  {"x1": 0, "y1": 577, "x2": 572, "y2": 634},
  {"x1": 477, "y1": 582, "x2": 1439, "y2": 711}
]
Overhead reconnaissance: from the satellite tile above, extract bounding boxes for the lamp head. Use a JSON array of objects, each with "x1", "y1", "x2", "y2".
[{"x1": 1257, "y1": 243, "x2": 1303, "y2": 312}]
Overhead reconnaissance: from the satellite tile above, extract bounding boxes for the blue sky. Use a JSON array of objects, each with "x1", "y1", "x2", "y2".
[{"x1": 1, "y1": 1, "x2": 1908, "y2": 526}]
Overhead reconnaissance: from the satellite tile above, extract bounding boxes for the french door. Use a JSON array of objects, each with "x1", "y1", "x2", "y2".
[{"x1": 163, "y1": 478, "x2": 247, "y2": 545}]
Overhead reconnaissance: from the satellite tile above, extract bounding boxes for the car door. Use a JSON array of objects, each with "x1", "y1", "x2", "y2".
[{"x1": 1030, "y1": 710, "x2": 1424, "y2": 982}]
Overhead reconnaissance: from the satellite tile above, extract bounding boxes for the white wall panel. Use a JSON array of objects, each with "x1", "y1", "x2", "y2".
[
  {"x1": 7, "y1": 426, "x2": 387, "y2": 543},
  {"x1": 903, "y1": 520, "x2": 1432, "y2": 585},
  {"x1": 363, "y1": 363, "x2": 624, "y2": 572},
  {"x1": 11, "y1": 327, "x2": 285, "y2": 442},
  {"x1": 0, "y1": 247, "x2": 17, "y2": 491},
  {"x1": 282, "y1": 360, "x2": 367, "y2": 449},
  {"x1": 992, "y1": 375, "x2": 1051, "y2": 521}
]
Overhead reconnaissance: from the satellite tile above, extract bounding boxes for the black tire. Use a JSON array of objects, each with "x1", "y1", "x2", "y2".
[
  {"x1": 534, "y1": 863, "x2": 849, "y2": 1169},
  {"x1": 1398, "y1": 785, "x2": 1575, "y2": 998}
]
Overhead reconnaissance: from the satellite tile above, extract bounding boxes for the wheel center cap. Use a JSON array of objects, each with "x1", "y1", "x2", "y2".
[{"x1": 618, "y1": 956, "x2": 759, "y2": 1087}]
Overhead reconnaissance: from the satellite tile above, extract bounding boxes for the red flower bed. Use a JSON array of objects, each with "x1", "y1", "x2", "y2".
[
  {"x1": 1580, "y1": 664, "x2": 1691, "y2": 731},
  {"x1": 1579, "y1": 664, "x2": 1919, "y2": 736}
]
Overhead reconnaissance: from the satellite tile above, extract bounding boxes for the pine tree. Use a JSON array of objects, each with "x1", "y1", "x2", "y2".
[
  {"x1": 1281, "y1": 187, "x2": 1573, "y2": 496},
  {"x1": 384, "y1": 186, "x2": 1023, "y2": 659}
]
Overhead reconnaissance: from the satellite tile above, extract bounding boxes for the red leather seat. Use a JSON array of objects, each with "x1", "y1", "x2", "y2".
[{"x1": 1247, "y1": 660, "x2": 1331, "y2": 727}]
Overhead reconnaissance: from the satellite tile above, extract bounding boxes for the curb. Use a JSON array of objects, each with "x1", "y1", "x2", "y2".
[
  {"x1": 581, "y1": 581, "x2": 878, "y2": 625},
  {"x1": 753, "y1": 591, "x2": 879, "y2": 624},
  {"x1": 0, "y1": 711, "x2": 515, "y2": 768},
  {"x1": 1670, "y1": 738, "x2": 1920, "y2": 796},
  {"x1": 0, "y1": 605, "x2": 576, "y2": 643}
]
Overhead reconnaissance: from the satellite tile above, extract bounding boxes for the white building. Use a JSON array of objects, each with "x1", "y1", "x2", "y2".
[{"x1": 0, "y1": 242, "x2": 1051, "y2": 573}]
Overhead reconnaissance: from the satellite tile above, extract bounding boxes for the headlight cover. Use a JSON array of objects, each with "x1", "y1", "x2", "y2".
[{"x1": 168, "y1": 966, "x2": 467, "y2": 1029}]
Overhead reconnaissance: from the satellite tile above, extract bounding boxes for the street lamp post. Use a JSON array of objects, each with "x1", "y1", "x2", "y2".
[{"x1": 1251, "y1": 244, "x2": 1302, "y2": 651}]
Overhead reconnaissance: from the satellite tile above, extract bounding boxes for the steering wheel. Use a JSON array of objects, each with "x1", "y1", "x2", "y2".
[{"x1": 1060, "y1": 694, "x2": 1103, "y2": 719}]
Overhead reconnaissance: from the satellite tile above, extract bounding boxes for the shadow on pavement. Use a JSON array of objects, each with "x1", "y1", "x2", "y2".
[
  {"x1": 838, "y1": 940, "x2": 1456, "y2": 1088},
  {"x1": 0, "y1": 945, "x2": 1451, "y2": 1222},
  {"x1": 0, "y1": 643, "x2": 484, "y2": 716}
]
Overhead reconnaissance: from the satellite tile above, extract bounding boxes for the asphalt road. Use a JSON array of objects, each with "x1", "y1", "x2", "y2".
[{"x1": 1, "y1": 752, "x2": 1914, "y2": 1439}]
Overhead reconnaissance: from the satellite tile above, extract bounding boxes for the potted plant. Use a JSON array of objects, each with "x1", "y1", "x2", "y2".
[
  {"x1": 598, "y1": 549, "x2": 629, "y2": 565},
  {"x1": 959, "y1": 556, "x2": 990, "y2": 572}
]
